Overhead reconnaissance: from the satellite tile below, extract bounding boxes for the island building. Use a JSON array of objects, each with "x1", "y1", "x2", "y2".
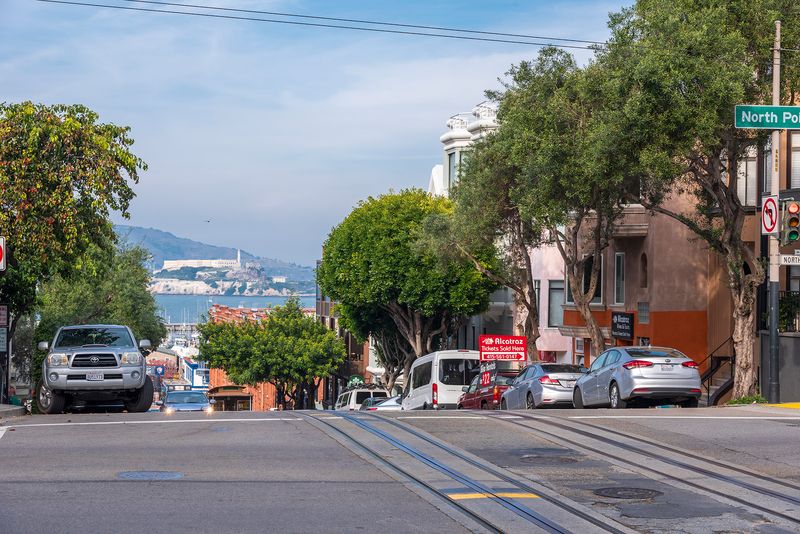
[{"x1": 160, "y1": 249, "x2": 242, "y2": 271}]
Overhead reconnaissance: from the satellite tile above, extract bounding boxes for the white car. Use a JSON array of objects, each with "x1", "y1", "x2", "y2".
[
  {"x1": 401, "y1": 350, "x2": 480, "y2": 410},
  {"x1": 334, "y1": 386, "x2": 390, "y2": 411},
  {"x1": 362, "y1": 395, "x2": 402, "y2": 411}
]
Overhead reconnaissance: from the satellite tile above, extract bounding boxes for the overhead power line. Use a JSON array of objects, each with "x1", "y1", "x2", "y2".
[
  {"x1": 116, "y1": 0, "x2": 606, "y2": 46},
  {"x1": 32, "y1": 0, "x2": 602, "y2": 50}
]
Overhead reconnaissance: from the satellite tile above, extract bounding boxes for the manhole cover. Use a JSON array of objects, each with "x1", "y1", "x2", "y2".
[
  {"x1": 117, "y1": 471, "x2": 184, "y2": 481},
  {"x1": 593, "y1": 487, "x2": 663, "y2": 500},
  {"x1": 520, "y1": 454, "x2": 578, "y2": 464}
]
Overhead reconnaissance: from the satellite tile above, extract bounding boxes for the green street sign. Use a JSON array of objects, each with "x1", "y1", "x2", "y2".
[{"x1": 735, "y1": 105, "x2": 800, "y2": 129}]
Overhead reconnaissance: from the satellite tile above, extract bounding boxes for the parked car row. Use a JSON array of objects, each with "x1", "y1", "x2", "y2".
[{"x1": 332, "y1": 346, "x2": 702, "y2": 412}]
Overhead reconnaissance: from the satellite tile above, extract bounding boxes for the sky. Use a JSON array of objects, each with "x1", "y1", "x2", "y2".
[{"x1": 1, "y1": 0, "x2": 622, "y2": 265}]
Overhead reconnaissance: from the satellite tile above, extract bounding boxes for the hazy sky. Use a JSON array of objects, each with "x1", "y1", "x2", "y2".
[{"x1": 2, "y1": 0, "x2": 619, "y2": 265}]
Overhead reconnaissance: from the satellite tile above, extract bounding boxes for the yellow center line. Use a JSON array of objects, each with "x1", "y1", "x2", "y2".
[{"x1": 448, "y1": 492, "x2": 539, "y2": 500}]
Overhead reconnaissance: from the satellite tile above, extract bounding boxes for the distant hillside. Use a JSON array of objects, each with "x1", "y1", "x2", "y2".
[{"x1": 114, "y1": 225, "x2": 314, "y2": 281}]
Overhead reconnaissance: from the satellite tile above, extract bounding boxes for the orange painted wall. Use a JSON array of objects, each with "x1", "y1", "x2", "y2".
[{"x1": 563, "y1": 309, "x2": 709, "y2": 372}]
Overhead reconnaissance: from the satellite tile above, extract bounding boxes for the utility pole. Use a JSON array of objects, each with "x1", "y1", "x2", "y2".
[{"x1": 768, "y1": 20, "x2": 782, "y2": 404}]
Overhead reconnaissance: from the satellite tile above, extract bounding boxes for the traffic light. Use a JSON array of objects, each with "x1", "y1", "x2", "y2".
[{"x1": 782, "y1": 200, "x2": 800, "y2": 245}]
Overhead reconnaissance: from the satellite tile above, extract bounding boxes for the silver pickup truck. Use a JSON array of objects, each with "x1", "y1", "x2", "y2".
[{"x1": 37, "y1": 324, "x2": 153, "y2": 414}]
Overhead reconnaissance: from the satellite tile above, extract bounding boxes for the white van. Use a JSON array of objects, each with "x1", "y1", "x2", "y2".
[
  {"x1": 401, "y1": 350, "x2": 480, "y2": 410},
  {"x1": 334, "y1": 386, "x2": 390, "y2": 411}
]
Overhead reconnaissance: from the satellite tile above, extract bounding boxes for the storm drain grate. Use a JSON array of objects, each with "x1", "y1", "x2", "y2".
[
  {"x1": 117, "y1": 471, "x2": 184, "y2": 481},
  {"x1": 593, "y1": 487, "x2": 663, "y2": 500}
]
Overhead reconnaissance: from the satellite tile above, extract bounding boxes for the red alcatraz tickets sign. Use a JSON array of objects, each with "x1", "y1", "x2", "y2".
[{"x1": 479, "y1": 335, "x2": 527, "y2": 361}]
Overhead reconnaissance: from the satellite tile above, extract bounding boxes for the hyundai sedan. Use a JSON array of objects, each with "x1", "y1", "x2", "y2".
[
  {"x1": 573, "y1": 346, "x2": 701, "y2": 409},
  {"x1": 501, "y1": 364, "x2": 585, "y2": 409}
]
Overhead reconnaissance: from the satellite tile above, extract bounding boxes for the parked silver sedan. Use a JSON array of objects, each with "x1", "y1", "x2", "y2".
[
  {"x1": 573, "y1": 346, "x2": 701, "y2": 409},
  {"x1": 501, "y1": 364, "x2": 585, "y2": 409}
]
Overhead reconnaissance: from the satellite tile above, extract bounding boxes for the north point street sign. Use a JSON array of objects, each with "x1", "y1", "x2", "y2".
[{"x1": 735, "y1": 105, "x2": 800, "y2": 129}]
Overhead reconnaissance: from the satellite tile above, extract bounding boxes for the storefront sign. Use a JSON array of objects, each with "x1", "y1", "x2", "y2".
[
  {"x1": 478, "y1": 335, "x2": 527, "y2": 361},
  {"x1": 479, "y1": 361, "x2": 496, "y2": 387},
  {"x1": 611, "y1": 312, "x2": 634, "y2": 341},
  {"x1": 0, "y1": 305, "x2": 7, "y2": 328}
]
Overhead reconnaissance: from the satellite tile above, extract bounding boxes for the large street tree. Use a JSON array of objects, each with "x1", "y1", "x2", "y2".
[
  {"x1": 446, "y1": 49, "x2": 629, "y2": 355},
  {"x1": 316, "y1": 190, "x2": 497, "y2": 381},
  {"x1": 199, "y1": 298, "x2": 345, "y2": 409},
  {"x1": 599, "y1": 0, "x2": 800, "y2": 397},
  {"x1": 31, "y1": 245, "x2": 167, "y2": 384},
  {"x1": 0, "y1": 102, "x2": 144, "y2": 338}
]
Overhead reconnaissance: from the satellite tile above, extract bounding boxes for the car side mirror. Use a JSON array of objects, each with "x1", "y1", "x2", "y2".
[
  {"x1": 38, "y1": 341, "x2": 49, "y2": 351},
  {"x1": 581, "y1": 367, "x2": 590, "y2": 373},
  {"x1": 209, "y1": 399, "x2": 217, "y2": 404},
  {"x1": 139, "y1": 339, "x2": 152, "y2": 349},
  {"x1": 462, "y1": 386, "x2": 469, "y2": 392}
]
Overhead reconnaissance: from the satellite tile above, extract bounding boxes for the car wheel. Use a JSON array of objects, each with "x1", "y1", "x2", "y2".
[
  {"x1": 680, "y1": 397, "x2": 699, "y2": 408},
  {"x1": 501, "y1": 399, "x2": 507, "y2": 410},
  {"x1": 526, "y1": 393, "x2": 536, "y2": 410},
  {"x1": 480, "y1": 401, "x2": 488, "y2": 410},
  {"x1": 572, "y1": 387, "x2": 584, "y2": 409},
  {"x1": 125, "y1": 376, "x2": 154, "y2": 413},
  {"x1": 36, "y1": 380, "x2": 66, "y2": 414},
  {"x1": 609, "y1": 382, "x2": 627, "y2": 409}
]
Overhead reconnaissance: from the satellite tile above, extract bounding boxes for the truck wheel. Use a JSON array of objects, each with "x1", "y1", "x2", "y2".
[
  {"x1": 125, "y1": 376, "x2": 154, "y2": 413},
  {"x1": 36, "y1": 380, "x2": 66, "y2": 414}
]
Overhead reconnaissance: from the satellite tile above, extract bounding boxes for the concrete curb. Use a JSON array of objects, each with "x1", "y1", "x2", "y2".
[{"x1": 0, "y1": 404, "x2": 27, "y2": 420}]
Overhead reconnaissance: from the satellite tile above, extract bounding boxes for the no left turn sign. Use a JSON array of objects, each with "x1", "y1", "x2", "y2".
[{"x1": 762, "y1": 196, "x2": 779, "y2": 235}]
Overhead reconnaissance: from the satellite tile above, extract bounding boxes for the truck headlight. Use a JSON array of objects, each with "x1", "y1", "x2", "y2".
[
  {"x1": 120, "y1": 352, "x2": 142, "y2": 365},
  {"x1": 47, "y1": 353, "x2": 70, "y2": 367}
]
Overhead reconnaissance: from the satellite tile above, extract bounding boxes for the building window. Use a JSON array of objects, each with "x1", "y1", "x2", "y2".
[
  {"x1": 789, "y1": 266, "x2": 800, "y2": 292},
  {"x1": 640, "y1": 253, "x2": 648, "y2": 288},
  {"x1": 792, "y1": 132, "x2": 800, "y2": 190},
  {"x1": 638, "y1": 301, "x2": 650, "y2": 324},
  {"x1": 736, "y1": 147, "x2": 757, "y2": 206},
  {"x1": 534, "y1": 280, "x2": 541, "y2": 318},
  {"x1": 614, "y1": 253, "x2": 625, "y2": 305},
  {"x1": 638, "y1": 336, "x2": 651, "y2": 346},
  {"x1": 565, "y1": 255, "x2": 603, "y2": 304},
  {"x1": 548, "y1": 280, "x2": 565, "y2": 327},
  {"x1": 447, "y1": 151, "x2": 457, "y2": 190},
  {"x1": 575, "y1": 338, "x2": 584, "y2": 355}
]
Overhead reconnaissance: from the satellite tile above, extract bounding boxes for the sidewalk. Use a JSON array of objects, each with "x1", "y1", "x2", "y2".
[{"x1": 0, "y1": 403, "x2": 26, "y2": 420}]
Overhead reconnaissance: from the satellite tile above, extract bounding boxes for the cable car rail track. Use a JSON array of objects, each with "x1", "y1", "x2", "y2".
[
  {"x1": 357, "y1": 412, "x2": 629, "y2": 534},
  {"x1": 481, "y1": 411, "x2": 800, "y2": 525}
]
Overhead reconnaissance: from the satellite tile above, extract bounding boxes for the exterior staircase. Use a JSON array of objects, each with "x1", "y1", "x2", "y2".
[{"x1": 699, "y1": 354, "x2": 734, "y2": 407}]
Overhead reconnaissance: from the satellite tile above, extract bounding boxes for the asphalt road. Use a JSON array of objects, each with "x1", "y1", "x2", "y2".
[{"x1": 1, "y1": 406, "x2": 798, "y2": 534}]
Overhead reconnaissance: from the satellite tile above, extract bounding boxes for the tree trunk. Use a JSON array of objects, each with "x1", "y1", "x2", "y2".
[
  {"x1": 518, "y1": 302, "x2": 540, "y2": 361},
  {"x1": 730, "y1": 280, "x2": 758, "y2": 399},
  {"x1": 575, "y1": 298, "x2": 605, "y2": 358}
]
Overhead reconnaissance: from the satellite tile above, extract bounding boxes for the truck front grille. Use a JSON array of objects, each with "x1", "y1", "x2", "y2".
[
  {"x1": 71, "y1": 354, "x2": 118, "y2": 368},
  {"x1": 67, "y1": 374, "x2": 123, "y2": 380}
]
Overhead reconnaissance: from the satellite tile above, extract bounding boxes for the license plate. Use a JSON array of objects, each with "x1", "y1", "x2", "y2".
[
  {"x1": 660, "y1": 365, "x2": 672, "y2": 371},
  {"x1": 86, "y1": 372, "x2": 104, "y2": 381}
]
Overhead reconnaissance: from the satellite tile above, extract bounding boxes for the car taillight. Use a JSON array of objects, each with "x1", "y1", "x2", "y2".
[
  {"x1": 493, "y1": 386, "x2": 500, "y2": 402},
  {"x1": 432, "y1": 382, "x2": 438, "y2": 407},
  {"x1": 623, "y1": 360, "x2": 654, "y2": 369},
  {"x1": 538, "y1": 375, "x2": 560, "y2": 385},
  {"x1": 367, "y1": 407, "x2": 378, "y2": 411},
  {"x1": 682, "y1": 361, "x2": 699, "y2": 368}
]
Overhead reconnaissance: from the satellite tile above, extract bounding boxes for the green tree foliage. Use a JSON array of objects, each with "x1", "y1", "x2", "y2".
[
  {"x1": 449, "y1": 48, "x2": 629, "y2": 355},
  {"x1": 317, "y1": 190, "x2": 497, "y2": 380},
  {"x1": 598, "y1": 0, "x2": 800, "y2": 397},
  {"x1": 0, "y1": 102, "x2": 145, "y2": 338},
  {"x1": 32, "y1": 245, "x2": 167, "y2": 384},
  {"x1": 198, "y1": 298, "x2": 345, "y2": 409}
]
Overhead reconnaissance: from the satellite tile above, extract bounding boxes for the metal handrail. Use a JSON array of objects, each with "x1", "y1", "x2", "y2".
[{"x1": 698, "y1": 335, "x2": 733, "y2": 371}]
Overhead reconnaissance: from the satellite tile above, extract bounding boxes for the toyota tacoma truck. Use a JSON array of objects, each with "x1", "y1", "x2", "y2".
[{"x1": 37, "y1": 324, "x2": 153, "y2": 414}]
